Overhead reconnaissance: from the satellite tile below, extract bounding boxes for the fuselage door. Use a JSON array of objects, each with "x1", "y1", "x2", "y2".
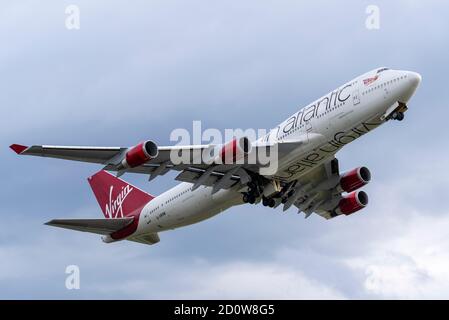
[
  {"x1": 305, "y1": 119, "x2": 312, "y2": 132},
  {"x1": 305, "y1": 119, "x2": 313, "y2": 136},
  {"x1": 383, "y1": 83, "x2": 390, "y2": 100},
  {"x1": 353, "y1": 89, "x2": 360, "y2": 106}
]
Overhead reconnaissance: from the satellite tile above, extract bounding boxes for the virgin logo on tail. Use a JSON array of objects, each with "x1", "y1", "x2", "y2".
[{"x1": 105, "y1": 185, "x2": 134, "y2": 218}]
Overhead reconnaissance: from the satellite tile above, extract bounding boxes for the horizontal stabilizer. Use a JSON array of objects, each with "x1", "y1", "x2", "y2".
[{"x1": 45, "y1": 217, "x2": 134, "y2": 235}]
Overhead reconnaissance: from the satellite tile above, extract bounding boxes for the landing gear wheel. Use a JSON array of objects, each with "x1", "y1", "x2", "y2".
[
  {"x1": 391, "y1": 111, "x2": 399, "y2": 120},
  {"x1": 262, "y1": 197, "x2": 269, "y2": 207},
  {"x1": 243, "y1": 194, "x2": 249, "y2": 203},
  {"x1": 248, "y1": 182, "x2": 257, "y2": 190},
  {"x1": 248, "y1": 195, "x2": 256, "y2": 204},
  {"x1": 391, "y1": 111, "x2": 404, "y2": 121},
  {"x1": 268, "y1": 199, "x2": 276, "y2": 208}
]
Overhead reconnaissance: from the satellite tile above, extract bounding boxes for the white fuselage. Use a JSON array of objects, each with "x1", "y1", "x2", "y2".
[{"x1": 134, "y1": 68, "x2": 421, "y2": 236}]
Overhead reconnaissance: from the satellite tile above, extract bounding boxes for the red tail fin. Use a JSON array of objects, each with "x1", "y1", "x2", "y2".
[{"x1": 88, "y1": 170, "x2": 154, "y2": 219}]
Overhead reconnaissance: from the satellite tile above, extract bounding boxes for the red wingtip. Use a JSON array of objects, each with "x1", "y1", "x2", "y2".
[{"x1": 9, "y1": 144, "x2": 28, "y2": 154}]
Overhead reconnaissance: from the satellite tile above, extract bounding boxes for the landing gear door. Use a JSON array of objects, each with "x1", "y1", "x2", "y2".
[{"x1": 352, "y1": 89, "x2": 360, "y2": 106}]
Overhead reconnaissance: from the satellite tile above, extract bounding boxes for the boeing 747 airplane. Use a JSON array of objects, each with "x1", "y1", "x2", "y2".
[{"x1": 10, "y1": 67, "x2": 421, "y2": 245}]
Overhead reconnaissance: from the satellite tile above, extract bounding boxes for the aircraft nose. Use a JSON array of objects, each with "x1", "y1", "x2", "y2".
[
  {"x1": 407, "y1": 71, "x2": 422, "y2": 88},
  {"x1": 397, "y1": 71, "x2": 421, "y2": 103}
]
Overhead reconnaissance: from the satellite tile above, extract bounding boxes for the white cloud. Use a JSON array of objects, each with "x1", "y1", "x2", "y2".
[
  {"x1": 87, "y1": 260, "x2": 345, "y2": 299},
  {"x1": 0, "y1": 211, "x2": 344, "y2": 299},
  {"x1": 363, "y1": 254, "x2": 430, "y2": 298},
  {"x1": 344, "y1": 204, "x2": 449, "y2": 299},
  {"x1": 176, "y1": 262, "x2": 345, "y2": 299}
]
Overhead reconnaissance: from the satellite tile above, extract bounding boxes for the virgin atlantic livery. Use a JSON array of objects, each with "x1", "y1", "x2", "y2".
[{"x1": 10, "y1": 68, "x2": 421, "y2": 245}]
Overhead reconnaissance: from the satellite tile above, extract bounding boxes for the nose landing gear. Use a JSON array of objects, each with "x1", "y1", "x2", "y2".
[
  {"x1": 382, "y1": 101, "x2": 408, "y2": 122},
  {"x1": 391, "y1": 111, "x2": 405, "y2": 121}
]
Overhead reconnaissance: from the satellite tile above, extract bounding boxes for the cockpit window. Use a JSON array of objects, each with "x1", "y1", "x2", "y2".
[{"x1": 377, "y1": 67, "x2": 389, "y2": 73}]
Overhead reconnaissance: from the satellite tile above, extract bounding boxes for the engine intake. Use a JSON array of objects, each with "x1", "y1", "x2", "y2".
[
  {"x1": 121, "y1": 140, "x2": 158, "y2": 168},
  {"x1": 335, "y1": 190, "x2": 368, "y2": 215},
  {"x1": 338, "y1": 167, "x2": 371, "y2": 193},
  {"x1": 218, "y1": 137, "x2": 252, "y2": 164}
]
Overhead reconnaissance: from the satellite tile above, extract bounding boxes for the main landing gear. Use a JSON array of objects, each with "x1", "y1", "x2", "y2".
[
  {"x1": 242, "y1": 181, "x2": 260, "y2": 205},
  {"x1": 242, "y1": 192, "x2": 276, "y2": 208},
  {"x1": 262, "y1": 197, "x2": 276, "y2": 208},
  {"x1": 243, "y1": 193, "x2": 256, "y2": 204},
  {"x1": 242, "y1": 179, "x2": 279, "y2": 208}
]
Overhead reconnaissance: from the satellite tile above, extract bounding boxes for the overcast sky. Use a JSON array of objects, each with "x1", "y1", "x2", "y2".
[{"x1": 2, "y1": 0, "x2": 449, "y2": 299}]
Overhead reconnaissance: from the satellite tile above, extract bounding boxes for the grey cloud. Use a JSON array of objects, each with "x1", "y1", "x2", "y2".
[{"x1": 2, "y1": 0, "x2": 449, "y2": 298}]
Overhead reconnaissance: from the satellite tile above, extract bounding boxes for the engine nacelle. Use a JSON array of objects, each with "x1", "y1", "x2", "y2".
[
  {"x1": 121, "y1": 140, "x2": 158, "y2": 168},
  {"x1": 335, "y1": 190, "x2": 368, "y2": 215},
  {"x1": 337, "y1": 167, "x2": 371, "y2": 193},
  {"x1": 217, "y1": 137, "x2": 252, "y2": 164}
]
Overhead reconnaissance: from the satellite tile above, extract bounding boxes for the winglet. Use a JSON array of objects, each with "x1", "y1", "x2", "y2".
[{"x1": 9, "y1": 144, "x2": 28, "y2": 154}]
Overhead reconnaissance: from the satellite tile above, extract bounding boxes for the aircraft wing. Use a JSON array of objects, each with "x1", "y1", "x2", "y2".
[
  {"x1": 280, "y1": 157, "x2": 369, "y2": 220},
  {"x1": 11, "y1": 141, "x2": 365, "y2": 220},
  {"x1": 281, "y1": 157, "x2": 345, "y2": 219},
  {"x1": 10, "y1": 144, "x2": 209, "y2": 165},
  {"x1": 10, "y1": 137, "x2": 304, "y2": 193},
  {"x1": 10, "y1": 143, "x2": 248, "y2": 189},
  {"x1": 10, "y1": 132, "x2": 323, "y2": 195}
]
